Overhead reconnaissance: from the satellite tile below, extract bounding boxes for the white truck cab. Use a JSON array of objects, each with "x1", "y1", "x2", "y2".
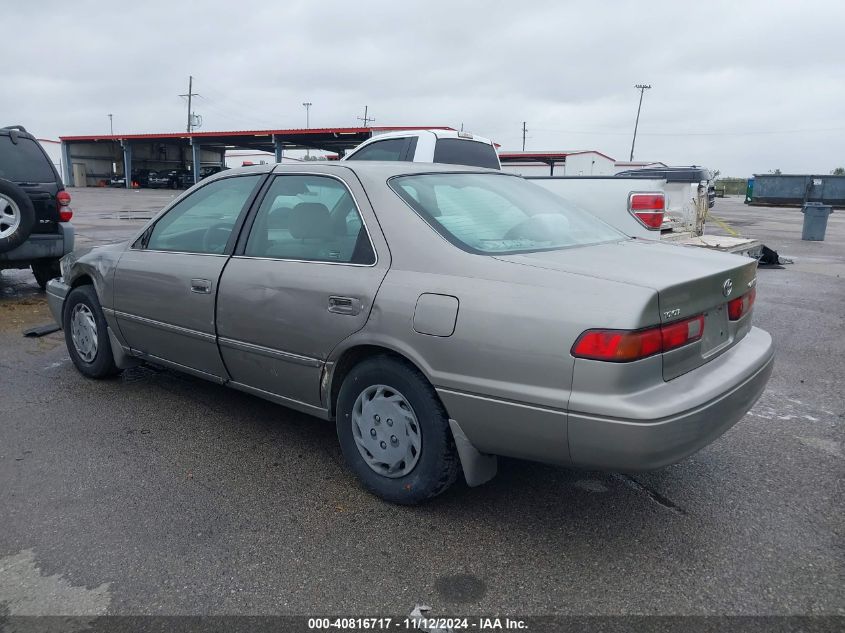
[{"x1": 342, "y1": 129, "x2": 500, "y2": 170}]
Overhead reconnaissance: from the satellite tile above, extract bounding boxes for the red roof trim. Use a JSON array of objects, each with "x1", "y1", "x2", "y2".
[{"x1": 59, "y1": 126, "x2": 455, "y2": 142}]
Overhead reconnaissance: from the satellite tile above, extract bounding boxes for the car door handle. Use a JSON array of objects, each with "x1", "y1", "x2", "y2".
[
  {"x1": 328, "y1": 296, "x2": 362, "y2": 316},
  {"x1": 190, "y1": 278, "x2": 212, "y2": 294}
]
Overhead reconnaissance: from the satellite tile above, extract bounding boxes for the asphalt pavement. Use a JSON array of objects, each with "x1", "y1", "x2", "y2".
[{"x1": 0, "y1": 189, "x2": 842, "y2": 620}]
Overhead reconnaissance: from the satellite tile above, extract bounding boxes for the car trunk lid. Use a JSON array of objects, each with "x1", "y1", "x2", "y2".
[{"x1": 496, "y1": 238, "x2": 758, "y2": 379}]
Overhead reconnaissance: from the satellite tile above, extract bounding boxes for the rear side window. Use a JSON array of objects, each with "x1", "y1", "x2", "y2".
[
  {"x1": 0, "y1": 136, "x2": 56, "y2": 182},
  {"x1": 433, "y1": 139, "x2": 500, "y2": 169},
  {"x1": 346, "y1": 138, "x2": 408, "y2": 161},
  {"x1": 244, "y1": 175, "x2": 375, "y2": 265}
]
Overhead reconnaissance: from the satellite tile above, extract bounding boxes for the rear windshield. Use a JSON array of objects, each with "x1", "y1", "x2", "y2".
[
  {"x1": 0, "y1": 135, "x2": 56, "y2": 182},
  {"x1": 433, "y1": 139, "x2": 500, "y2": 169},
  {"x1": 390, "y1": 172, "x2": 624, "y2": 255}
]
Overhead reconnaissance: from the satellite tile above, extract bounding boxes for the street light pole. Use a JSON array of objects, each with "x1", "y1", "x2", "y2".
[
  {"x1": 302, "y1": 102, "x2": 312, "y2": 128},
  {"x1": 629, "y1": 84, "x2": 651, "y2": 161},
  {"x1": 108, "y1": 114, "x2": 113, "y2": 135},
  {"x1": 302, "y1": 102, "x2": 312, "y2": 158}
]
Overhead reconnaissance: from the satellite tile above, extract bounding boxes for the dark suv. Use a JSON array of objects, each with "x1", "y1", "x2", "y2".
[{"x1": 0, "y1": 125, "x2": 74, "y2": 288}]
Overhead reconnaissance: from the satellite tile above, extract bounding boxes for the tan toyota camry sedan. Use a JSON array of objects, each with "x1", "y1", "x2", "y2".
[{"x1": 48, "y1": 162, "x2": 774, "y2": 504}]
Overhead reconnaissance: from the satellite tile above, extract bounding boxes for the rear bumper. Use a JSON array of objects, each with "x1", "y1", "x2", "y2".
[
  {"x1": 438, "y1": 326, "x2": 774, "y2": 471},
  {"x1": 46, "y1": 278, "x2": 71, "y2": 325},
  {"x1": 0, "y1": 223, "x2": 74, "y2": 264},
  {"x1": 568, "y1": 327, "x2": 774, "y2": 470}
]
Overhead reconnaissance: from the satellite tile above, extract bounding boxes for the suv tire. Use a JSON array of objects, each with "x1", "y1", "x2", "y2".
[
  {"x1": 63, "y1": 285, "x2": 120, "y2": 379},
  {"x1": 0, "y1": 178, "x2": 35, "y2": 254},
  {"x1": 336, "y1": 355, "x2": 459, "y2": 504},
  {"x1": 31, "y1": 258, "x2": 61, "y2": 290}
]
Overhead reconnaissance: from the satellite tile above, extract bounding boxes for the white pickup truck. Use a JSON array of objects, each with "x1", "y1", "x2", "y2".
[{"x1": 342, "y1": 130, "x2": 760, "y2": 256}]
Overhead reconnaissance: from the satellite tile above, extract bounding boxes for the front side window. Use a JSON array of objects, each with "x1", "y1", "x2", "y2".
[
  {"x1": 145, "y1": 175, "x2": 261, "y2": 254},
  {"x1": 390, "y1": 173, "x2": 625, "y2": 255},
  {"x1": 346, "y1": 138, "x2": 408, "y2": 162},
  {"x1": 244, "y1": 175, "x2": 375, "y2": 264}
]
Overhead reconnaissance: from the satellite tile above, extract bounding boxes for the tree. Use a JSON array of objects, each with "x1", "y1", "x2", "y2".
[{"x1": 832, "y1": 167, "x2": 845, "y2": 176}]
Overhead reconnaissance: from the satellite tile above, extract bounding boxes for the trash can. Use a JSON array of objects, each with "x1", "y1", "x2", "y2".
[{"x1": 801, "y1": 202, "x2": 833, "y2": 241}]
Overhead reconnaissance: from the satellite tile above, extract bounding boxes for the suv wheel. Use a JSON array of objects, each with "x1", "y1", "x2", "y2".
[
  {"x1": 0, "y1": 179, "x2": 35, "y2": 253},
  {"x1": 63, "y1": 285, "x2": 120, "y2": 378},
  {"x1": 336, "y1": 356, "x2": 459, "y2": 504},
  {"x1": 31, "y1": 259, "x2": 61, "y2": 290}
]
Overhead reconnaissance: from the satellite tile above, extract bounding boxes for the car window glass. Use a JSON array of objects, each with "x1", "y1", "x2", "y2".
[
  {"x1": 244, "y1": 175, "x2": 375, "y2": 264},
  {"x1": 433, "y1": 139, "x2": 500, "y2": 169},
  {"x1": 346, "y1": 138, "x2": 407, "y2": 161},
  {"x1": 391, "y1": 172, "x2": 624, "y2": 254},
  {"x1": 0, "y1": 136, "x2": 56, "y2": 182},
  {"x1": 146, "y1": 175, "x2": 261, "y2": 254}
]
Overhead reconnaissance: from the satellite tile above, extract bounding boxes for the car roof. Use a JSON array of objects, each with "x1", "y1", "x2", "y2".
[
  {"x1": 357, "y1": 128, "x2": 494, "y2": 145},
  {"x1": 215, "y1": 161, "x2": 501, "y2": 179}
]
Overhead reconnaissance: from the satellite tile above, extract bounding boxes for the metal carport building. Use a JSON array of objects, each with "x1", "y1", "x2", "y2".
[{"x1": 59, "y1": 126, "x2": 452, "y2": 188}]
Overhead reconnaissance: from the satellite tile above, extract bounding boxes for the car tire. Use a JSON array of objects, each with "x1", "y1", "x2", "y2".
[
  {"x1": 0, "y1": 178, "x2": 36, "y2": 254},
  {"x1": 63, "y1": 285, "x2": 120, "y2": 379},
  {"x1": 336, "y1": 355, "x2": 459, "y2": 504},
  {"x1": 31, "y1": 258, "x2": 61, "y2": 290}
]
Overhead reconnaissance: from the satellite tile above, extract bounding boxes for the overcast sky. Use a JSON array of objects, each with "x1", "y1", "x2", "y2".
[{"x1": 3, "y1": 0, "x2": 843, "y2": 175}]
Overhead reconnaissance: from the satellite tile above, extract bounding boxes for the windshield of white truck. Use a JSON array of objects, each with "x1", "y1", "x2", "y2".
[{"x1": 390, "y1": 172, "x2": 625, "y2": 255}]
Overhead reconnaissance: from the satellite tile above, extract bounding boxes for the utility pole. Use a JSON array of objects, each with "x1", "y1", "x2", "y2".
[
  {"x1": 179, "y1": 76, "x2": 200, "y2": 133},
  {"x1": 108, "y1": 114, "x2": 113, "y2": 135},
  {"x1": 522, "y1": 121, "x2": 527, "y2": 151},
  {"x1": 302, "y1": 102, "x2": 312, "y2": 158},
  {"x1": 629, "y1": 84, "x2": 651, "y2": 161},
  {"x1": 358, "y1": 105, "x2": 375, "y2": 127}
]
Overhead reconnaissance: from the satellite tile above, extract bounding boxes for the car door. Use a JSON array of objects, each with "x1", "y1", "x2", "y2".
[
  {"x1": 215, "y1": 170, "x2": 389, "y2": 411},
  {"x1": 113, "y1": 173, "x2": 265, "y2": 380}
]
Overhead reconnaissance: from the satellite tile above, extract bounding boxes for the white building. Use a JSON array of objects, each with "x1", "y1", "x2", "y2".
[{"x1": 499, "y1": 151, "x2": 666, "y2": 177}]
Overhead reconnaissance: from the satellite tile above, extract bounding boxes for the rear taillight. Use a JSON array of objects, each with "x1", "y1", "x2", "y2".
[
  {"x1": 56, "y1": 190, "x2": 72, "y2": 221},
  {"x1": 728, "y1": 288, "x2": 756, "y2": 320},
  {"x1": 572, "y1": 314, "x2": 704, "y2": 362},
  {"x1": 629, "y1": 192, "x2": 665, "y2": 230}
]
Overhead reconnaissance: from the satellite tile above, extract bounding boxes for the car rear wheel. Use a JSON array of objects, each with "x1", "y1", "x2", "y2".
[
  {"x1": 31, "y1": 258, "x2": 61, "y2": 290},
  {"x1": 336, "y1": 356, "x2": 459, "y2": 504},
  {"x1": 0, "y1": 179, "x2": 35, "y2": 254},
  {"x1": 63, "y1": 285, "x2": 120, "y2": 378}
]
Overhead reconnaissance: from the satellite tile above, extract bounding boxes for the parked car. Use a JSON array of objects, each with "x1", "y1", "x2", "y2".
[
  {"x1": 146, "y1": 170, "x2": 174, "y2": 189},
  {"x1": 0, "y1": 125, "x2": 74, "y2": 288},
  {"x1": 131, "y1": 169, "x2": 155, "y2": 188},
  {"x1": 343, "y1": 129, "x2": 500, "y2": 169},
  {"x1": 47, "y1": 163, "x2": 773, "y2": 504},
  {"x1": 108, "y1": 173, "x2": 126, "y2": 188},
  {"x1": 200, "y1": 165, "x2": 228, "y2": 180}
]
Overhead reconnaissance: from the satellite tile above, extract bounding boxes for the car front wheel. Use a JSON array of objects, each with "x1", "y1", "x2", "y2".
[
  {"x1": 336, "y1": 356, "x2": 459, "y2": 504},
  {"x1": 63, "y1": 285, "x2": 120, "y2": 378}
]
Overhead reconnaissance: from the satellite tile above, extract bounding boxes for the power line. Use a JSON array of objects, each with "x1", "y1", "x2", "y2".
[{"x1": 532, "y1": 125, "x2": 845, "y2": 137}]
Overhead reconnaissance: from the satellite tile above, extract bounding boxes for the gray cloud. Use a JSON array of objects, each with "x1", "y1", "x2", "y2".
[{"x1": 2, "y1": 0, "x2": 843, "y2": 175}]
